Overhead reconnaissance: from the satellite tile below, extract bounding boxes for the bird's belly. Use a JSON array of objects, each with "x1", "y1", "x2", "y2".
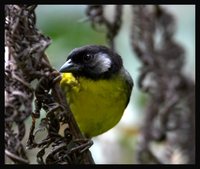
[{"x1": 67, "y1": 78, "x2": 128, "y2": 137}]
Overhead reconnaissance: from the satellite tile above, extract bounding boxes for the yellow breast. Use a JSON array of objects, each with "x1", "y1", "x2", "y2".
[{"x1": 60, "y1": 73, "x2": 129, "y2": 137}]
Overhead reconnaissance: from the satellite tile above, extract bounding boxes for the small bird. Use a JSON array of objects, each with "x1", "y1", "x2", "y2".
[{"x1": 59, "y1": 45, "x2": 133, "y2": 137}]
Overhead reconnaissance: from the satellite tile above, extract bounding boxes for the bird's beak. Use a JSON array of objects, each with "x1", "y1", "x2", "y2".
[{"x1": 59, "y1": 59, "x2": 80, "y2": 73}]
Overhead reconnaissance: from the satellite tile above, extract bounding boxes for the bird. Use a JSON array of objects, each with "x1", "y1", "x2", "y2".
[{"x1": 59, "y1": 45, "x2": 133, "y2": 138}]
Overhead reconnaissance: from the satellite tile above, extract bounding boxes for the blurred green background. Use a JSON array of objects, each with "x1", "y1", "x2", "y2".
[{"x1": 31, "y1": 5, "x2": 195, "y2": 164}]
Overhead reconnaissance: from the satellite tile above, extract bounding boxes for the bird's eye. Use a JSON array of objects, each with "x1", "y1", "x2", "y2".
[{"x1": 83, "y1": 54, "x2": 93, "y2": 63}]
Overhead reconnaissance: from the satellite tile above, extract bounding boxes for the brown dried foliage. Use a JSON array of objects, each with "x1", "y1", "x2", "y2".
[
  {"x1": 87, "y1": 5, "x2": 195, "y2": 164},
  {"x1": 5, "y1": 5, "x2": 94, "y2": 164}
]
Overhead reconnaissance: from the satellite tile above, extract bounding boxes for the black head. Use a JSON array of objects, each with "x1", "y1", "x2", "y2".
[{"x1": 59, "y1": 45, "x2": 123, "y2": 79}]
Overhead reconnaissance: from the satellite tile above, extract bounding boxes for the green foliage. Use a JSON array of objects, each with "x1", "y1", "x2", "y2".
[
  {"x1": 137, "y1": 92, "x2": 149, "y2": 108},
  {"x1": 36, "y1": 6, "x2": 106, "y2": 69}
]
